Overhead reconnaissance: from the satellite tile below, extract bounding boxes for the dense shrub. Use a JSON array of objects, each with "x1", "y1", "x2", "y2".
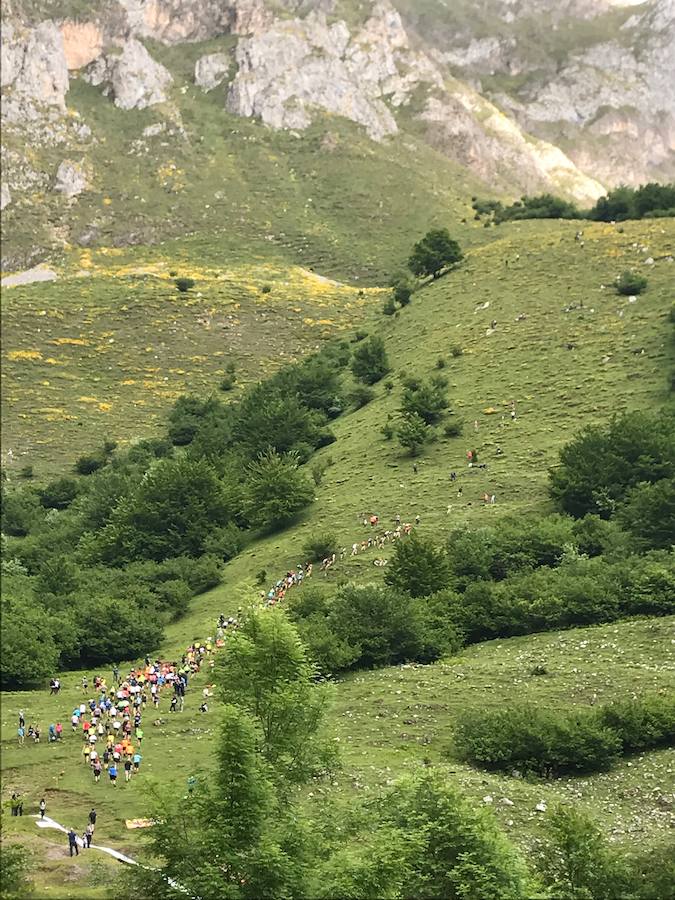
[
  {"x1": 452, "y1": 705, "x2": 622, "y2": 776},
  {"x1": 617, "y1": 477, "x2": 675, "y2": 549},
  {"x1": 175, "y1": 277, "x2": 195, "y2": 292},
  {"x1": 382, "y1": 296, "x2": 397, "y2": 316},
  {"x1": 348, "y1": 385, "x2": 375, "y2": 409},
  {"x1": 385, "y1": 532, "x2": 451, "y2": 597},
  {"x1": 244, "y1": 450, "x2": 314, "y2": 532},
  {"x1": 351, "y1": 335, "x2": 390, "y2": 385},
  {"x1": 453, "y1": 694, "x2": 675, "y2": 776},
  {"x1": 397, "y1": 411, "x2": 429, "y2": 456},
  {"x1": 443, "y1": 417, "x2": 463, "y2": 437},
  {"x1": 0, "y1": 597, "x2": 63, "y2": 688},
  {"x1": 382, "y1": 772, "x2": 533, "y2": 899},
  {"x1": 615, "y1": 270, "x2": 648, "y2": 296},
  {"x1": 39, "y1": 476, "x2": 81, "y2": 510},
  {"x1": 400, "y1": 376, "x2": 448, "y2": 425},
  {"x1": 75, "y1": 452, "x2": 106, "y2": 475},
  {"x1": 0, "y1": 487, "x2": 43, "y2": 536},
  {"x1": 303, "y1": 532, "x2": 339, "y2": 562},
  {"x1": 390, "y1": 272, "x2": 415, "y2": 306},
  {"x1": 598, "y1": 694, "x2": 675, "y2": 752},
  {"x1": 549, "y1": 410, "x2": 675, "y2": 518}
]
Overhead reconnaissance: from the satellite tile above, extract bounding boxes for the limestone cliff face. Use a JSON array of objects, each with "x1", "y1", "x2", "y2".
[
  {"x1": 410, "y1": 0, "x2": 675, "y2": 186},
  {"x1": 0, "y1": 0, "x2": 672, "y2": 251}
]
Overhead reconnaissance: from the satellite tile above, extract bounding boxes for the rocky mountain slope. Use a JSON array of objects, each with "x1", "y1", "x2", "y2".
[{"x1": 1, "y1": 0, "x2": 673, "y2": 268}]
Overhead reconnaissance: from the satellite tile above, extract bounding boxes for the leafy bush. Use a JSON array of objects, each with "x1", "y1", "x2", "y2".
[
  {"x1": 382, "y1": 772, "x2": 533, "y2": 900},
  {"x1": 260, "y1": 284, "x2": 272, "y2": 294},
  {"x1": 390, "y1": 273, "x2": 415, "y2": 306},
  {"x1": 74, "y1": 596, "x2": 163, "y2": 665},
  {"x1": 0, "y1": 487, "x2": 42, "y2": 536},
  {"x1": 168, "y1": 394, "x2": 223, "y2": 446},
  {"x1": 443, "y1": 417, "x2": 463, "y2": 437},
  {"x1": 400, "y1": 376, "x2": 448, "y2": 425},
  {"x1": 303, "y1": 532, "x2": 339, "y2": 562},
  {"x1": 175, "y1": 277, "x2": 195, "y2": 292},
  {"x1": 549, "y1": 410, "x2": 675, "y2": 518},
  {"x1": 351, "y1": 335, "x2": 390, "y2": 384},
  {"x1": 617, "y1": 477, "x2": 675, "y2": 549},
  {"x1": 219, "y1": 374, "x2": 236, "y2": 392},
  {"x1": 385, "y1": 532, "x2": 451, "y2": 597},
  {"x1": 0, "y1": 597, "x2": 62, "y2": 688},
  {"x1": 94, "y1": 456, "x2": 232, "y2": 563},
  {"x1": 39, "y1": 476, "x2": 81, "y2": 510},
  {"x1": 598, "y1": 694, "x2": 675, "y2": 752},
  {"x1": 450, "y1": 344, "x2": 463, "y2": 358},
  {"x1": 244, "y1": 450, "x2": 314, "y2": 532},
  {"x1": 382, "y1": 296, "x2": 397, "y2": 316},
  {"x1": 397, "y1": 411, "x2": 429, "y2": 456},
  {"x1": 615, "y1": 270, "x2": 648, "y2": 296},
  {"x1": 452, "y1": 705, "x2": 622, "y2": 776},
  {"x1": 348, "y1": 385, "x2": 375, "y2": 409},
  {"x1": 75, "y1": 452, "x2": 106, "y2": 475},
  {"x1": 19, "y1": 465, "x2": 33, "y2": 479},
  {"x1": 453, "y1": 694, "x2": 675, "y2": 777}
]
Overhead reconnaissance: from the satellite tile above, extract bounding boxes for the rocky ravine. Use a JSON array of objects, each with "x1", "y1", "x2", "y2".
[{"x1": 1, "y1": 0, "x2": 671, "y2": 264}]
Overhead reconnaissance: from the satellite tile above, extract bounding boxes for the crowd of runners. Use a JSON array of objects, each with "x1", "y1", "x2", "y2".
[{"x1": 10, "y1": 517, "x2": 418, "y2": 857}]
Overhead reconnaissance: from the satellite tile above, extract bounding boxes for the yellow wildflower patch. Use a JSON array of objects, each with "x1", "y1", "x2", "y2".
[
  {"x1": 120, "y1": 379, "x2": 136, "y2": 386},
  {"x1": 77, "y1": 396, "x2": 99, "y2": 404},
  {"x1": 51, "y1": 337, "x2": 89, "y2": 346},
  {"x1": 7, "y1": 349, "x2": 43, "y2": 361},
  {"x1": 98, "y1": 402, "x2": 112, "y2": 412}
]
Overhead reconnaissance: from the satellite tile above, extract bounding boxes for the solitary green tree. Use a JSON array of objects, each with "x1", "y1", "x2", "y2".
[{"x1": 408, "y1": 229, "x2": 463, "y2": 279}]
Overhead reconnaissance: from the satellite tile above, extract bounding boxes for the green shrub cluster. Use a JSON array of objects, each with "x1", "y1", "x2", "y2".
[
  {"x1": 0, "y1": 343, "x2": 356, "y2": 686},
  {"x1": 452, "y1": 693, "x2": 675, "y2": 776},
  {"x1": 472, "y1": 182, "x2": 675, "y2": 224}
]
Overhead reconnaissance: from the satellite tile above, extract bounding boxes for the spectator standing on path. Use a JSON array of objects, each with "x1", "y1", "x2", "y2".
[
  {"x1": 39, "y1": 798, "x2": 46, "y2": 819},
  {"x1": 84, "y1": 823, "x2": 94, "y2": 848},
  {"x1": 68, "y1": 828, "x2": 79, "y2": 857},
  {"x1": 88, "y1": 808, "x2": 97, "y2": 829}
]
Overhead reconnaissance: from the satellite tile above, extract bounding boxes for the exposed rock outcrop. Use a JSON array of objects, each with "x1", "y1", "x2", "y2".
[
  {"x1": 227, "y1": 3, "x2": 434, "y2": 140},
  {"x1": 60, "y1": 21, "x2": 104, "y2": 70},
  {"x1": 54, "y1": 159, "x2": 90, "y2": 197},
  {"x1": 84, "y1": 39, "x2": 173, "y2": 110},
  {"x1": 2, "y1": 21, "x2": 69, "y2": 121},
  {"x1": 195, "y1": 52, "x2": 230, "y2": 91},
  {"x1": 1, "y1": 183, "x2": 12, "y2": 211}
]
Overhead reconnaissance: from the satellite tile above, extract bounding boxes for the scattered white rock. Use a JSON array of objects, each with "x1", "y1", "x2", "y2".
[
  {"x1": 0, "y1": 183, "x2": 11, "y2": 211},
  {"x1": 195, "y1": 52, "x2": 230, "y2": 91},
  {"x1": 54, "y1": 159, "x2": 90, "y2": 197},
  {"x1": 535, "y1": 801, "x2": 547, "y2": 812},
  {"x1": 1, "y1": 266, "x2": 58, "y2": 288}
]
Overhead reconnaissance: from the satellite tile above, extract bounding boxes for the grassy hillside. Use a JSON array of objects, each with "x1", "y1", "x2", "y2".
[
  {"x1": 1, "y1": 241, "x2": 385, "y2": 475},
  {"x1": 2, "y1": 615, "x2": 673, "y2": 897},
  {"x1": 158, "y1": 216, "x2": 674, "y2": 651},
  {"x1": 1, "y1": 215, "x2": 673, "y2": 896},
  {"x1": 1, "y1": 49, "x2": 486, "y2": 276}
]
